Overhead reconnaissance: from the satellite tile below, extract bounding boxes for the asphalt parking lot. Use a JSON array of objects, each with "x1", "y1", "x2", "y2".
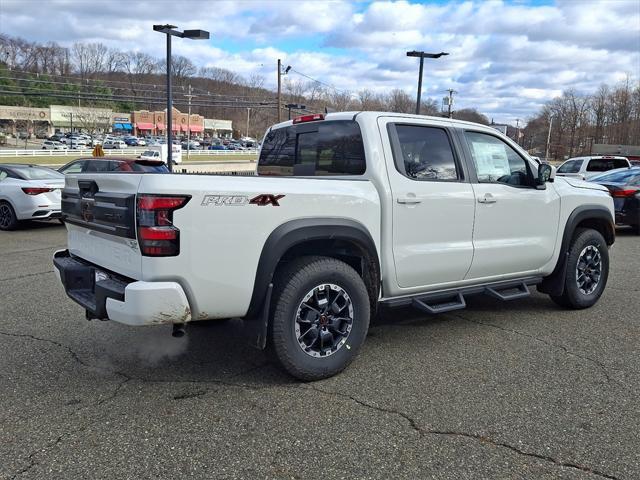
[{"x1": 1, "y1": 223, "x2": 638, "y2": 480}]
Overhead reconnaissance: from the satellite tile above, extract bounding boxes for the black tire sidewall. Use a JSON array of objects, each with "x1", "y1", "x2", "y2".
[
  {"x1": 0, "y1": 201, "x2": 17, "y2": 231},
  {"x1": 563, "y1": 229, "x2": 609, "y2": 308},
  {"x1": 272, "y1": 257, "x2": 370, "y2": 380}
]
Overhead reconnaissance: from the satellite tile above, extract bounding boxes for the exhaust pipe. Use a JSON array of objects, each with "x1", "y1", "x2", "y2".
[{"x1": 172, "y1": 323, "x2": 186, "y2": 338}]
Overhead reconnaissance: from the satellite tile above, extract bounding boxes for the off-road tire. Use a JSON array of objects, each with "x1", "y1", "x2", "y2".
[
  {"x1": 0, "y1": 201, "x2": 18, "y2": 231},
  {"x1": 550, "y1": 228, "x2": 609, "y2": 309},
  {"x1": 270, "y1": 256, "x2": 370, "y2": 381}
]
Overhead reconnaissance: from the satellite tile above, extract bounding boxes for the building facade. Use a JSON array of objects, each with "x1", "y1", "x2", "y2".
[
  {"x1": 0, "y1": 105, "x2": 233, "y2": 140},
  {"x1": 131, "y1": 108, "x2": 205, "y2": 137}
]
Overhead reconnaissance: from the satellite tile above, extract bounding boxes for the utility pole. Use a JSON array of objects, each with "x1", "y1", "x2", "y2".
[
  {"x1": 276, "y1": 60, "x2": 291, "y2": 123},
  {"x1": 185, "y1": 84, "x2": 196, "y2": 162},
  {"x1": 545, "y1": 116, "x2": 553, "y2": 161},
  {"x1": 246, "y1": 108, "x2": 250, "y2": 138},
  {"x1": 446, "y1": 89, "x2": 456, "y2": 118},
  {"x1": 515, "y1": 118, "x2": 520, "y2": 145}
]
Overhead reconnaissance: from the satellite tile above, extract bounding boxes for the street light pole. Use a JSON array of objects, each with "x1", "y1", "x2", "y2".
[
  {"x1": 153, "y1": 24, "x2": 210, "y2": 172},
  {"x1": 285, "y1": 103, "x2": 306, "y2": 120},
  {"x1": 166, "y1": 31, "x2": 173, "y2": 169},
  {"x1": 406, "y1": 50, "x2": 448, "y2": 115}
]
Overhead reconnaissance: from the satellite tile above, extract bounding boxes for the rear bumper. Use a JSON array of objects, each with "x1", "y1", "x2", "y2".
[{"x1": 53, "y1": 250, "x2": 191, "y2": 326}]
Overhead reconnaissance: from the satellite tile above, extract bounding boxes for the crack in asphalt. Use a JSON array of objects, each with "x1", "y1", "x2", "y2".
[
  {"x1": 2, "y1": 328, "x2": 622, "y2": 480},
  {"x1": 451, "y1": 314, "x2": 623, "y2": 385},
  {"x1": 0, "y1": 270, "x2": 55, "y2": 282},
  {"x1": 305, "y1": 384, "x2": 620, "y2": 480}
]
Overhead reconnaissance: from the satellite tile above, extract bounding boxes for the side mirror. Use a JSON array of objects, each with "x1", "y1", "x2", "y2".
[{"x1": 537, "y1": 163, "x2": 553, "y2": 188}]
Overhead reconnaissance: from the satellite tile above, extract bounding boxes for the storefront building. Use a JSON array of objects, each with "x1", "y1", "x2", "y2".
[
  {"x1": 50, "y1": 105, "x2": 112, "y2": 134},
  {"x1": 112, "y1": 113, "x2": 132, "y2": 133},
  {"x1": 204, "y1": 118, "x2": 233, "y2": 138},
  {"x1": 0, "y1": 106, "x2": 52, "y2": 137},
  {"x1": 132, "y1": 108, "x2": 205, "y2": 137}
]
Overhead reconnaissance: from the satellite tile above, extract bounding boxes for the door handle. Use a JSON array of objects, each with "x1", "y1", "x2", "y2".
[
  {"x1": 397, "y1": 196, "x2": 422, "y2": 205},
  {"x1": 477, "y1": 193, "x2": 497, "y2": 204}
]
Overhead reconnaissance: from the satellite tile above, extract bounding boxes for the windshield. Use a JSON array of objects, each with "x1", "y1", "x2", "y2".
[
  {"x1": 11, "y1": 165, "x2": 64, "y2": 180},
  {"x1": 592, "y1": 169, "x2": 640, "y2": 185}
]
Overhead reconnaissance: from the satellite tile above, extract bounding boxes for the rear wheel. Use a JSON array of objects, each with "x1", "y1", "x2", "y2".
[
  {"x1": 0, "y1": 201, "x2": 18, "y2": 231},
  {"x1": 550, "y1": 228, "x2": 609, "y2": 309},
  {"x1": 270, "y1": 256, "x2": 370, "y2": 381}
]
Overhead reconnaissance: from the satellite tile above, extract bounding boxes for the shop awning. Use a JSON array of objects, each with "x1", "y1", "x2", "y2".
[
  {"x1": 189, "y1": 125, "x2": 204, "y2": 132},
  {"x1": 122, "y1": 123, "x2": 132, "y2": 130},
  {"x1": 181, "y1": 125, "x2": 188, "y2": 132},
  {"x1": 113, "y1": 123, "x2": 124, "y2": 129},
  {"x1": 136, "y1": 122, "x2": 155, "y2": 130}
]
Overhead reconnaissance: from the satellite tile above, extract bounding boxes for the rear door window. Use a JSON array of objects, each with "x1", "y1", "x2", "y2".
[
  {"x1": 557, "y1": 160, "x2": 582, "y2": 173},
  {"x1": 258, "y1": 120, "x2": 365, "y2": 176},
  {"x1": 389, "y1": 125, "x2": 460, "y2": 180}
]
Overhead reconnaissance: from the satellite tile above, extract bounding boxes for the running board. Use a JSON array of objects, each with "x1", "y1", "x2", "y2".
[{"x1": 382, "y1": 277, "x2": 541, "y2": 314}]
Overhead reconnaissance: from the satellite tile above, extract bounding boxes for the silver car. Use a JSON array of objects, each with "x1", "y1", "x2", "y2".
[{"x1": 0, "y1": 164, "x2": 65, "y2": 230}]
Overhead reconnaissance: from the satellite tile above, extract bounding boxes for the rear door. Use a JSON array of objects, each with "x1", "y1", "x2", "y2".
[
  {"x1": 379, "y1": 118, "x2": 476, "y2": 289},
  {"x1": 62, "y1": 174, "x2": 143, "y2": 279}
]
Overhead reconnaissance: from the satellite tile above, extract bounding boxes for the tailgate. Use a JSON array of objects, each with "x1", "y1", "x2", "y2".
[{"x1": 62, "y1": 174, "x2": 144, "y2": 279}]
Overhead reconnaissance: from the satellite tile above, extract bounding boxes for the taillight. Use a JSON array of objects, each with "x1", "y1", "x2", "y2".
[
  {"x1": 136, "y1": 194, "x2": 190, "y2": 257},
  {"x1": 292, "y1": 113, "x2": 324, "y2": 124},
  {"x1": 611, "y1": 189, "x2": 639, "y2": 198},
  {"x1": 22, "y1": 187, "x2": 54, "y2": 195}
]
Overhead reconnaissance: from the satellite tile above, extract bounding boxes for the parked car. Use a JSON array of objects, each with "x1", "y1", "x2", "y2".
[
  {"x1": 53, "y1": 112, "x2": 615, "y2": 381},
  {"x1": 208, "y1": 145, "x2": 227, "y2": 150},
  {"x1": 630, "y1": 160, "x2": 640, "y2": 167},
  {"x1": 0, "y1": 164, "x2": 64, "y2": 230},
  {"x1": 590, "y1": 167, "x2": 640, "y2": 234},
  {"x1": 58, "y1": 157, "x2": 169, "y2": 174},
  {"x1": 124, "y1": 137, "x2": 139, "y2": 146},
  {"x1": 42, "y1": 140, "x2": 67, "y2": 150},
  {"x1": 556, "y1": 156, "x2": 630, "y2": 180},
  {"x1": 181, "y1": 141, "x2": 200, "y2": 150},
  {"x1": 103, "y1": 139, "x2": 127, "y2": 149}
]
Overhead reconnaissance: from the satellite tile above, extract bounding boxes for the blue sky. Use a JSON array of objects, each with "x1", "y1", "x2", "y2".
[{"x1": 1, "y1": 0, "x2": 639, "y2": 123}]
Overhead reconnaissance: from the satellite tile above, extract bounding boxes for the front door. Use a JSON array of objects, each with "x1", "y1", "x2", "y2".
[
  {"x1": 381, "y1": 119, "x2": 476, "y2": 289},
  {"x1": 461, "y1": 130, "x2": 561, "y2": 280}
]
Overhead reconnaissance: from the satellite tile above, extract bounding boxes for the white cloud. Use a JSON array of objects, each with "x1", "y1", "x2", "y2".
[{"x1": 0, "y1": 0, "x2": 638, "y2": 122}]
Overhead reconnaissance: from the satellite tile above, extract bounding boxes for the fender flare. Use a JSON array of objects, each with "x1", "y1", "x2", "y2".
[
  {"x1": 245, "y1": 218, "x2": 380, "y2": 320},
  {"x1": 538, "y1": 204, "x2": 615, "y2": 296}
]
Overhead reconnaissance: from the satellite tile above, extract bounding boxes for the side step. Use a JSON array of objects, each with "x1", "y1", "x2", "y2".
[
  {"x1": 485, "y1": 282, "x2": 530, "y2": 301},
  {"x1": 412, "y1": 292, "x2": 466, "y2": 314},
  {"x1": 382, "y1": 278, "x2": 540, "y2": 314}
]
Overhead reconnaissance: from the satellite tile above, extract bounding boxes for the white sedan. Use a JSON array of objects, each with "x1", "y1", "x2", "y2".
[{"x1": 0, "y1": 164, "x2": 65, "y2": 230}]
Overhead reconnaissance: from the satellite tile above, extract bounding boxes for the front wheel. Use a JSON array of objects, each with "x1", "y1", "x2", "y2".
[
  {"x1": 270, "y1": 256, "x2": 370, "y2": 381},
  {"x1": 550, "y1": 228, "x2": 609, "y2": 309}
]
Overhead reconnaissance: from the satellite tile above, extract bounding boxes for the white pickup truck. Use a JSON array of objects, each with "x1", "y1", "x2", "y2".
[{"x1": 54, "y1": 112, "x2": 615, "y2": 380}]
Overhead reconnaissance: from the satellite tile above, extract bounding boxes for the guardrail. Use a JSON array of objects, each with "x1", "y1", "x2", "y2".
[{"x1": 0, "y1": 148, "x2": 259, "y2": 157}]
